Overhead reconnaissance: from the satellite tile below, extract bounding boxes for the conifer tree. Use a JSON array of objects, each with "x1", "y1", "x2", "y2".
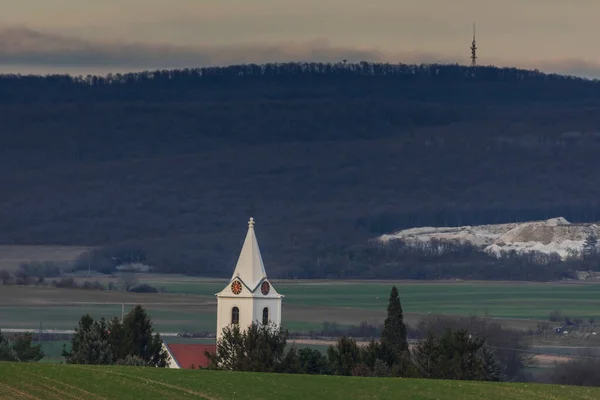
[
  {"x1": 208, "y1": 321, "x2": 288, "y2": 372},
  {"x1": 326, "y1": 336, "x2": 361, "y2": 376},
  {"x1": 63, "y1": 314, "x2": 94, "y2": 360},
  {"x1": 413, "y1": 331, "x2": 439, "y2": 378},
  {"x1": 0, "y1": 329, "x2": 15, "y2": 361},
  {"x1": 11, "y1": 333, "x2": 44, "y2": 362},
  {"x1": 64, "y1": 306, "x2": 168, "y2": 366},
  {"x1": 75, "y1": 324, "x2": 113, "y2": 365},
  {"x1": 296, "y1": 347, "x2": 331, "y2": 375},
  {"x1": 481, "y1": 344, "x2": 505, "y2": 382},
  {"x1": 381, "y1": 286, "x2": 409, "y2": 367},
  {"x1": 64, "y1": 318, "x2": 112, "y2": 364}
]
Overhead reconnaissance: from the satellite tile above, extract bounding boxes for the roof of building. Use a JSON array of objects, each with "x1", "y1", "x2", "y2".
[
  {"x1": 165, "y1": 343, "x2": 216, "y2": 369},
  {"x1": 230, "y1": 217, "x2": 268, "y2": 291}
]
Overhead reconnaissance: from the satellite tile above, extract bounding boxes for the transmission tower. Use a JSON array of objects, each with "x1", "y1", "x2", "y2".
[{"x1": 470, "y1": 23, "x2": 477, "y2": 67}]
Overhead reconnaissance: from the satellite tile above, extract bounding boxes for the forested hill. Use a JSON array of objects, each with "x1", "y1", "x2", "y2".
[
  {"x1": 2, "y1": 62, "x2": 600, "y2": 280},
  {"x1": 1, "y1": 62, "x2": 599, "y2": 105}
]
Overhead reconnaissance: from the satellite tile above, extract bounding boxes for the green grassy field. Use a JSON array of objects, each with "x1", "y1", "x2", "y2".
[{"x1": 1, "y1": 362, "x2": 599, "y2": 400}]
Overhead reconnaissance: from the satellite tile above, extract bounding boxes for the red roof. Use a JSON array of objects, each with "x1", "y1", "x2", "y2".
[{"x1": 166, "y1": 344, "x2": 216, "y2": 369}]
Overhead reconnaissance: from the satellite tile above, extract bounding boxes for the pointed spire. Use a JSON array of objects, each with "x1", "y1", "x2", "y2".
[
  {"x1": 230, "y1": 217, "x2": 268, "y2": 290},
  {"x1": 471, "y1": 22, "x2": 477, "y2": 68}
]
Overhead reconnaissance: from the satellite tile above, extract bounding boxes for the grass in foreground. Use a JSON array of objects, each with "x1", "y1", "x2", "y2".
[{"x1": 1, "y1": 362, "x2": 599, "y2": 400}]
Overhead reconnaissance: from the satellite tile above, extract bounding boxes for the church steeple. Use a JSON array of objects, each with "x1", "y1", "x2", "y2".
[
  {"x1": 215, "y1": 218, "x2": 283, "y2": 340},
  {"x1": 230, "y1": 217, "x2": 268, "y2": 291}
]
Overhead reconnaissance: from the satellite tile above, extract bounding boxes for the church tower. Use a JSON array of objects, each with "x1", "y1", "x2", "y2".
[{"x1": 215, "y1": 218, "x2": 283, "y2": 340}]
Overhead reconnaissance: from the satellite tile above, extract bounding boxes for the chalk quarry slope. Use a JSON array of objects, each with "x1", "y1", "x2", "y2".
[{"x1": 377, "y1": 217, "x2": 600, "y2": 259}]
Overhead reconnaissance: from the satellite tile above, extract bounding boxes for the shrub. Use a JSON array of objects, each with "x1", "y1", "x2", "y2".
[
  {"x1": 53, "y1": 277, "x2": 78, "y2": 289},
  {"x1": 0, "y1": 270, "x2": 13, "y2": 285},
  {"x1": 81, "y1": 281, "x2": 104, "y2": 290},
  {"x1": 128, "y1": 284, "x2": 158, "y2": 293},
  {"x1": 116, "y1": 354, "x2": 147, "y2": 367}
]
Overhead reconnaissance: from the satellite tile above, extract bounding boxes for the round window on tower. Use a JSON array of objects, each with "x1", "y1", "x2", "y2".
[{"x1": 261, "y1": 281, "x2": 270, "y2": 295}]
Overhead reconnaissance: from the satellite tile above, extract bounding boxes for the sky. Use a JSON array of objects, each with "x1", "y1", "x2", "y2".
[{"x1": 1, "y1": 0, "x2": 600, "y2": 77}]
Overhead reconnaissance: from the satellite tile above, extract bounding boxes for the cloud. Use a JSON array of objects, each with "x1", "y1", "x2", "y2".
[
  {"x1": 1, "y1": 26, "x2": 600, "y2": 79},
  {"x1": 0, "y1": 26, "x2": 449, "y2": 70}
]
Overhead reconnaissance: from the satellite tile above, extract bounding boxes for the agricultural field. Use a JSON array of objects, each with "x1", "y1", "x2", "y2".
[
  {"x1": 1, "y1": 362, "x2": 599, "y2": 400},
  {"x1": 3, "y1": 277, "x2": 600, "y2": 334},
  {"x1": 70, "y1": 274, "x2": 600, "y2": 320},
  {"x1": 151, "y1": 278, "x2": 600, "y2": 320}
]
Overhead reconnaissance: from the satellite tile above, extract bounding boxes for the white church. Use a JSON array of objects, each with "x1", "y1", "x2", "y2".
[
  {"x1": 215, "y1": 217, "x2": 284, "y2": 339},
  {"x1": 163, "y1": 218, "x2": 284, "y2": 368}
]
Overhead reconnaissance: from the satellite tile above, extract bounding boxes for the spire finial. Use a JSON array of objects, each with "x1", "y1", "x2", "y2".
[{"x1": 248, "y1": 217, "x2": 255, "y2": 228}]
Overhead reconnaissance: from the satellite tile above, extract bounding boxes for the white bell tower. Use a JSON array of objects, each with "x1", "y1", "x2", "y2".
[{"x1": 215, "y1": 218, "x2": 284, "y2": 340}]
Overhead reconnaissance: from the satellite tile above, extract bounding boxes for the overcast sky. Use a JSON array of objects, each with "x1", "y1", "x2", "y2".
[{"x1": 1, "y1": 0, "x2": 599, "y2": 77}]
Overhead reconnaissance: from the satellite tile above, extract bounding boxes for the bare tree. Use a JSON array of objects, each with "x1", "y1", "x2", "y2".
[{"x1": 120, "y1": 273, "x2": 138, "y2": 292}]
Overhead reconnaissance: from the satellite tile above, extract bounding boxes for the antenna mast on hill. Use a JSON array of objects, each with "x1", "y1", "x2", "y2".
[{"x1": 470, "y1": 23, "x2": 477, "y2": 67}]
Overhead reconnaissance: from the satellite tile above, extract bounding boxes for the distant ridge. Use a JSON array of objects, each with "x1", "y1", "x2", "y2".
[
  {"x1": 0, "y1": 61, "x2": 597, "y2": 82},
  {"x1": 1, "y1": 61, "x2": 598, "y2": 105}
]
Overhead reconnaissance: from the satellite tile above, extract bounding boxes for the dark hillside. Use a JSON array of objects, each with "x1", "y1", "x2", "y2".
[{"x1": 1, "y1": 62, "x2": 600, "y2": 279}]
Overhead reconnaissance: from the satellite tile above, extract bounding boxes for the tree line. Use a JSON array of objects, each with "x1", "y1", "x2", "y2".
[
  {"x1": 1, "y1": 62, "x2": 599, "y2": 105},
  {"x1": 6, "y1": 296, "x2": 595, "y2": 387},
  {"x1": 207, "y1": 287, "x2": 600, "y2": 386},
  {"x1": 208, "y1": 287, "x2": 523, "y2": 382}
]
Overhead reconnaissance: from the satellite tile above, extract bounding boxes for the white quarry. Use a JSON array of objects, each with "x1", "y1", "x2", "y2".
[{"x1": 377, "y1": 217, "x2": 600, "y2": 260}]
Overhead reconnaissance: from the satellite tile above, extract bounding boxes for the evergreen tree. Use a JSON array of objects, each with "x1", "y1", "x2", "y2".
[
  {"x1": 63, "y1": 314, "x2": 94, "y2": 360},
  {"x1": 326, "y1": 336, "x2": 361, "y2": 376},
  {"x1": 359, "y1": 339, "x2": 381, "y2": 371},
  {"x1": 10, "y1": 333, "x2": 44, "y2": 362},
  {"x1": 208, "y1": 321, "x2": 288, "y2": 372},
  {"x1": 208, "y1": 323, "x2": 244, "y2": 371},
  {"x1": 435, "y1": 329, "x2": 488, "y2": 381},
  {"x1": 297, "y1": 347, "x2": 331, "y2": 375},
  {"x1": 481, "y1": 344, "x2": 505, "y2": 382},
  {"x1": 380, "y1": 286, "x2": 409, "y2": 368},
  {"x1": 0, "y1": 329, "x2": 15, "y2": 361},
  {"x1": 277, "y1": 344, "x2": 301, "y2": 373},
  {"x1": 65, "y1": 319, "x2": 112, "y2": 364},
  {"x1": 371, "y1": 359, "x2": 391, "y2": 377},
  {"x1": 0, "y1": 330, "x2": 44, "y2": 362},
  {"x1": 413, "y1": 331, "x2": 439, "y2": 378},
  {"x1": 412, "y1": 328, "x2": 502, "y2": 381},
  {"x1": 76, "y1": 324, "x2": 113, "y2": 365},
  {"x1": 107, "y1": 317, "x2": 127, "y2": 362},
  {"x1": 121, "y1": 305, "x2": 168, "y2": 367},
  {"x1": 64, "y1": 306, "x2": 167, "y2": 366}
]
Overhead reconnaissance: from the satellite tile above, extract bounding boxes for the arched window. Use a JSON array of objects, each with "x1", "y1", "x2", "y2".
[
  {"x1": 231, "y1": 307, "x2": 239, "y2": 325},
  {"x1": 262, "y1": 307, "x2": 269, "y2": 325}
]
